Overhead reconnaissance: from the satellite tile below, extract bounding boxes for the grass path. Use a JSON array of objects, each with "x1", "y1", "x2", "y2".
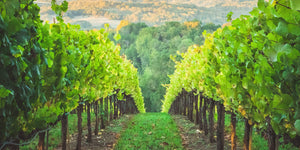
[{"x1": 114, "y1": 113, "x2": 183, "y2": 150}]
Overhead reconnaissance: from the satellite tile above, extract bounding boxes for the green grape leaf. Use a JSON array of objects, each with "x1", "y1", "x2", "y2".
[
  {"x1": 253, "y1": 111, "x2": 264, "y2": 123},
  {"x1": 0, "y1": 85, "x2": 11, "y2": 98},
  {"x1": 277, "y1": 44, "x2": 294, "y2": 62},
  {"x1": 266, "y1": 20, "x2": 277, "y2": 31},
  {"x1": 249, "y1": 8, "x2": 259, "y2": 16},
  {"x1": 1, "y1": 6, "x2": 6, "y2": 18},
  {"x1": 271, "y1": 120, "x2": 280, "y2": 134},
  {"x1": 288, "y1": 23, "x2": 300, "y2": 36},
  {"x1": 273, "y1": 115, "x2": 285, "y2": 124},
  {"x1": 267, "y1": 33, "x2": 282, "y2": 42},
  {"x1": 61, "y1": 66, "x2": 67, "y2": 75},
  {"x1": 272, "y1": 95, "x2": 281, "y2": 108},
  {"x1": 275, "y1": 21, "x2": 288, "y2": 36},
  {"x1": 257, "y1": 99, "x2": 267, "y2": 112},
  {"x1": 47, "y1": 57, "x2": 53, "y2": 68},
  {"x1": 275, "y1": 94, "x2": 293, "y2": 111},
  {"x1": 290, "y1": 0, "x2": 300, "y2": 10},
  {"x1": 114, "y1": 33, "x2": 121, "y2": 41},
  {"x1": 10, "y1": 46, "x2": 22, "y2": 58},
  {"x1": 51, "y1": 24, "x2": 61, "y2": 33},
  {"x1": 117, "y1": 91, "x2": 124, "y2": 100},
  {"x1": 7, "y1": 17, "x2": 24, "y2": 34},
  {"x1": 242, "y1": 78, "x2": 248, "y2": 89}
]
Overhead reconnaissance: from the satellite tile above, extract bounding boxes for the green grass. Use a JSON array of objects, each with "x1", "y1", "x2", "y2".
[
  {"x1": 106, "y1": 115, "x2": 130, "y2": 133},
  {"x1": 21, "y1": 112, "x2": 96, "y2": 150},
  {"x1": 115, "y1": 113, "x2": 183, "y2": 150}
]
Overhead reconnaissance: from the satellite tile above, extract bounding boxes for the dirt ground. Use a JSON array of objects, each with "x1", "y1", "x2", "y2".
[
  {"x1": 171, "y1": 115, "x2": 243, "y2": 150},
  {"x1": 55, "y1": 115, "x2": 133, "y2": 150}
]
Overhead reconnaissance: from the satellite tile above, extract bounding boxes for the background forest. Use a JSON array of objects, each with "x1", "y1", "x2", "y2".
[{"x1": 110, "y1": 21, "x2": 220, "y2": 111}]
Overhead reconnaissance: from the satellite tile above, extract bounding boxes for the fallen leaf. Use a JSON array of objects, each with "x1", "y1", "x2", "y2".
[
  {"x1": 152, "y1": 124, "x2": 155, "y2": 129},
  {"x1": 160, "y1": 142, "x2": 169, "y2": 146}
]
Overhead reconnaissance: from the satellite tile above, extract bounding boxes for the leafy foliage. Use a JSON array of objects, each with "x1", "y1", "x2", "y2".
[
  {"x1": 162, "y1": 0, "x2": 300, "y2": 137},
  {"x1": 0, "y1": 0, "x2": 145, "y2": 144},
  {"x1": 0, "y1": 0, "x2": 46, "y2": 142}
]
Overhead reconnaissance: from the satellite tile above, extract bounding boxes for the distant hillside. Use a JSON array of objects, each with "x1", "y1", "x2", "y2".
[{"x1": 36, "y1": 0, "x2": 257, "y2": 29}]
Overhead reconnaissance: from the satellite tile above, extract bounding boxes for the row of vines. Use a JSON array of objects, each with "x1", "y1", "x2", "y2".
[
  {"x1": 163, "y1": 0, "x2": 300, "y2": 150},
  {"x1": 0, "y1": 0, "x2": 145, "y2": 149}
]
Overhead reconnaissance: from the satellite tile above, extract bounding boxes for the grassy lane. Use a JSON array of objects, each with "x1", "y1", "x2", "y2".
[{"x1": 115, "y1": 113, "x2": 183, "y2": 150}]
